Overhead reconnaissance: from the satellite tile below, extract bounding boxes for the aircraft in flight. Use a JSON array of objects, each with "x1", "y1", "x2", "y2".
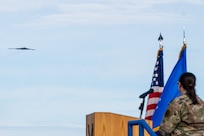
[{"x1": 9, "y1": 47, "x2": 35, "y2": 50}]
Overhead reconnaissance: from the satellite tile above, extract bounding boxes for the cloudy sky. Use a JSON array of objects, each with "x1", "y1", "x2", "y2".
[{"x1": 0, "y1": 0, "x2": 204, "y2": 135}]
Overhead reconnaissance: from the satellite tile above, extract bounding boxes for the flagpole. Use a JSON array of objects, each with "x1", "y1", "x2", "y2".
[
  {"x1": 151, "y1": 33, "x2": 187, "y2": 128},
  {"x1": 139, "y1": 33, "x2": 164, "y2": 119}
]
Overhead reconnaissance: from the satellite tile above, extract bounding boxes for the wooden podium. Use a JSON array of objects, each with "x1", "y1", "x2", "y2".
[{"x1": 86, "y1": 112, "x2": 152, "y2": 136}]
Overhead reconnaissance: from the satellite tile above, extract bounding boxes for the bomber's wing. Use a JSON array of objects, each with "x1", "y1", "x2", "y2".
[{"x1": 9, "y1": 47, "x2": 35, "y2": 50}]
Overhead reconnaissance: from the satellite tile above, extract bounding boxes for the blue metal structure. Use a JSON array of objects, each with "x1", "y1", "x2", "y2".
[{"x1": 128, "y1": 120, "x2": 157, "y2": 136}]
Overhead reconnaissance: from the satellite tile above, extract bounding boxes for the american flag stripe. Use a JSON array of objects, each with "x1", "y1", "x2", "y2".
[
  {"x1": 145, "y1": 110, "x2": 156, "y2": 119},
  {"x1": 147, "y1": 104, "x2": 158, "y2": 109},
  {"x1": 149, "y1": 92, "x2": 162, "y2": 98},
  {"x1": 147, "y1": 97, "x2": 161, "y2": 105}
]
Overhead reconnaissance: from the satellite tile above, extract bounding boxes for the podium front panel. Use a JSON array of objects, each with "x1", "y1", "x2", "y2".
[{"x1": 86, "y1": 112, "x2": 152, "y2": 136}]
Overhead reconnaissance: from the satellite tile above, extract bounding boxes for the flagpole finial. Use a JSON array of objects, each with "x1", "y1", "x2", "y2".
[
  {"x1": 158, "y1": 33, "x2": 163, "y2": 48},
  {"x1": 183, "y1": 27, "x2": 186, "y2": 44}
]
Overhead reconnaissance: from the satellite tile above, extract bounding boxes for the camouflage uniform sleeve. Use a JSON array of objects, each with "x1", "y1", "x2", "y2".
[{"x1": 158, "y1": 99, "x2": 181, "y2": 135}]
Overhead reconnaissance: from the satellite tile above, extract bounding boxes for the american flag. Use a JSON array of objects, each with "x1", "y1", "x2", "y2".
[{"x1": 145, "y1": 47, "x2": 164, "y2": 120}]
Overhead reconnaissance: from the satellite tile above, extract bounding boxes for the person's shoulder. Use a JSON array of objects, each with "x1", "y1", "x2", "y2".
[
  {"x1": 171, "y1": 94, "x2": 189, "y2": 104},
  {"x1": 197, "y1": 96, "x2": 204, "y2": 104},
  {"x1": 197, "y1": 95, "x2": 204, "y2": 101}
]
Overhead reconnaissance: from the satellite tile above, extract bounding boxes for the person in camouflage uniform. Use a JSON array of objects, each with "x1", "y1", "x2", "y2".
[{"x1": 158, "y1": 72, "x2": 204, "y2": 136}]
